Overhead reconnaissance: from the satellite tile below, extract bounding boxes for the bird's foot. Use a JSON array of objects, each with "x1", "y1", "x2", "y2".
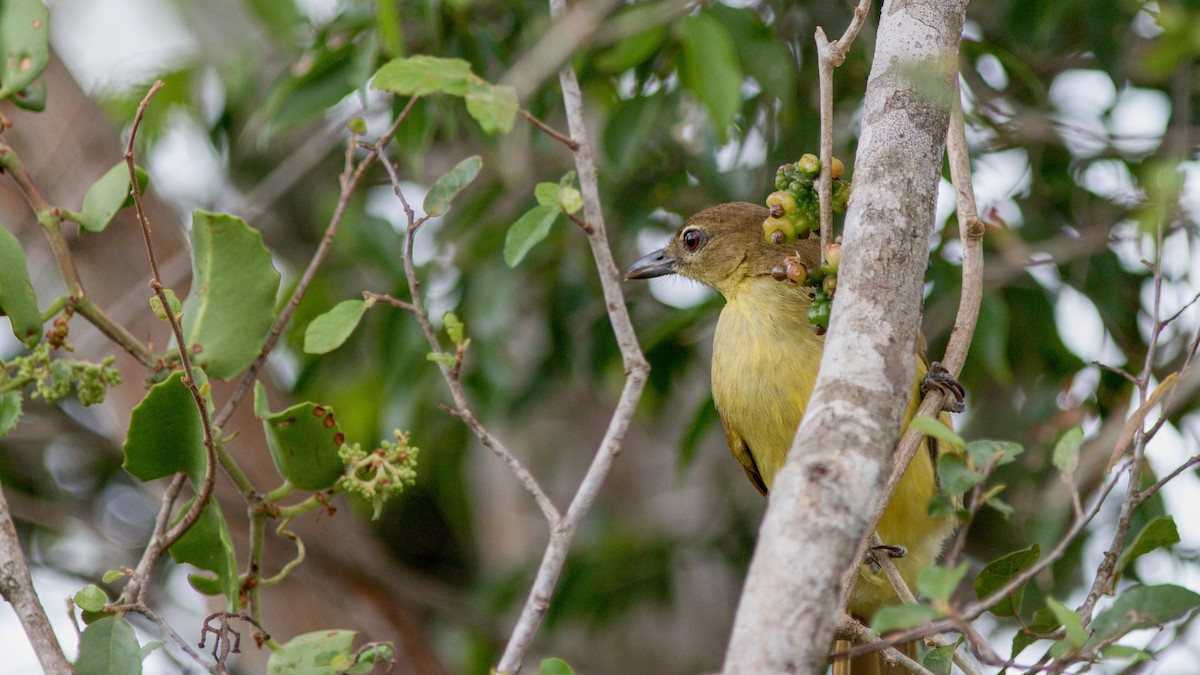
[
  {"x1": 865, "y1": 544, "x2": 907, "y2": 572},
  {"x1": 922, "y1": 362, "x2": 966, "y2": 413}
]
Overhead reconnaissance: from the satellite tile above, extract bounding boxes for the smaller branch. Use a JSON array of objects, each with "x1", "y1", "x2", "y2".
[
  {"x1": 832, "y1": 615, "x2": 934, "y2": 675},
  {"x1": 119, "y1": 601, "x2": 213, "y2": 671},
  {"x1": 72, "y1": 297, "x2": 158, "y2": 368},
  {"x1": 0, "y1": 482, "x2": 72, "y2": 673},
  {"x1": 1138, "y1": 453, "x2": 1200, "y2": 503},
  {"x1": 0, "y1": 140, "x2": 84, "y2": 295},
  {"x1": 363, "y1": 291, "x2": 417, "y2": 314},
  {"x1": 519, "y1": 109, "x2": 578, "y2": 150}
]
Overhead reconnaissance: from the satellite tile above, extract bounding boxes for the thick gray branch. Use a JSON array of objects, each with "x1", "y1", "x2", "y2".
[{"x1": 723, "y1": 0, "x2": 967, "y2": 671}]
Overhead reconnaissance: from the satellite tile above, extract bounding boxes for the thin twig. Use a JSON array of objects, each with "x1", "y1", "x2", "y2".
[
  {"x1": 519, "y1": 108, "x2": 578, "y2": 150},
  {"x1": 118, "y1": 82, "x2": 220, "y2": 604},
  {"x1": 832, "y1": 615, "x2": 934, "y2": 675}
]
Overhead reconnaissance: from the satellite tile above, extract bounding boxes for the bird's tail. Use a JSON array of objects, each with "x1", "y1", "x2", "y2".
[{"x1": 831, "y1": 639, "x2": 918, "y2": 675}]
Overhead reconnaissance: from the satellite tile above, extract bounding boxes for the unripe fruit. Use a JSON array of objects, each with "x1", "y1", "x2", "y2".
[
  {"x1": 762, "y1": 215, "x2": 796, "y2": 244},
  {"x1": 798, "y1": 153, "x2": 820, "y2": 177}
]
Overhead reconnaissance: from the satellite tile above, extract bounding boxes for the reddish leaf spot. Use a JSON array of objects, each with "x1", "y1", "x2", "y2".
[
  {"x1": 333, "y1": 433, "x2": 345, "y2": 445},
  {"x1": 323, "y1": 414, "x2": 335, "y2": 428},
  {"x1": 312, "y1": 406, "x2": 325, "y2": 416},
  {"x1": 273, "y1": 417, "x2": 297, "y2": 428},
  {"x1": 192, "y1": 344, "x2": 203, "y2": 353},
  {"x1": 32, "y1": 18, "x2": 42, "y2": 29},
  {"x1": 19, "y1": 57, "x2": 31, "y2": 72}
]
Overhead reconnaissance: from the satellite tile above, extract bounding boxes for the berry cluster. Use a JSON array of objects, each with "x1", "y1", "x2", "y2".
[
  {"x1": 772, "y1": 243, "x2": 842, "y2": 334},
  {"x1": 336, "y1": 430, "x2": 420, "y2": 520},
  {"x1": 761, "y1": 154, "x2": 850, "y2": 244}
]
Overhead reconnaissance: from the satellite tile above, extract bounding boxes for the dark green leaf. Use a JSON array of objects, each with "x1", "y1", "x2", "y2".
[
  {"x1": 674, "y1": 11, "x2": 742, "y2": 141},
  {"x1": 254, "y1": 380, "x2": 345, "y2": 491},
  {"x1": 424, "y1": 155, "x2": 481, "y2": 217},
  {"x1": 922, "y1": 637, "x2": 961, "y2": 675},
  {"x1": 375, "y1": 0, "x2": 404, "y2": 57},
  {"x1": 594, "y1": 24, "x2": 666, "y2": 73},
  {"x1": 919, "y1": 563, "x2": 969, "y2": 604},
  {"x1": 1115, "y1": 516, "x2": 1179, "y2": 582},
  {"x1": 870, "y1": 603, "x2": 940, "y2": 633},
  {"x1": 1086, "y1": 584, "x2": 1200, "y2": 648},
  {"x1": 304, "y1": 299, "x2": 368, "y2": 354},
  {"x1": 0, "y1": 220, "x2": 41, "y2": 346},
  {"x1": 122, "y1": 371, "x2": 208, "y2": 484},
  {"x1": 371, "y1": 56, "x2": 471, "y2": 96},
  {"x1": 169, "y1": 498, "x2": 238, "y2": 608},
  {"x1": 76, "y1": 617, "x2": 143, "y2": 675},
  {"x1": 1011, "y1": 607, "x2": 1059, "y2": 657},
  {"x1": 1053, "y1": 426, "x2": 1083, "y2": 477},
  {"x1": 0, "y1": 391, "x2": 22, "y2": 437},
  {"x1": 74, "y1": 584, "x2": 108, "y2": 612},
  {"x1": 540, "y1": 657, "x2": 577, "y2": 675},
  {"x1": 80, "y1": 162, "x2": 131, "y2": 232},
  {"x1": 181, "y1": 211, "x2": 281, "y2": 380},
  {"x1": 504, "y1": 204, "x2": 559, "y2": 267},
  {"x1": 0, "y1": 0, "x2": 50, "y2": 101},
  {"x1": 268, "y1": 630, "x2": 358, "y2": 675},
  {"x1": 974, "y1": 544, "x2": 1040, "y2": 617},
  {"x1": 465, "y1": 79, "x2": 518, "y2": 135}
]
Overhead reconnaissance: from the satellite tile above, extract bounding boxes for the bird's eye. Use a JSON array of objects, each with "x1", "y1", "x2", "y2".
[{"x1": 682, "y1": 228, "x2": 705, "y2": 252}]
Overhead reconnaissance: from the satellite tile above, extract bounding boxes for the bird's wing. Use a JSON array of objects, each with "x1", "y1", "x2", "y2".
[{"x1": 722, "y1": 420, "x2": 769, "y2": 496}]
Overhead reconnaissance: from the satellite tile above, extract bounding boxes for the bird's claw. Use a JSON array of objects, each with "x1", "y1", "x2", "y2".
[
  {"x1": 922, "y1": 362, "x2": 965, "y2": 413},
  {"x1": 865, "y1": 544, "x2": 907, "y2": 572}
]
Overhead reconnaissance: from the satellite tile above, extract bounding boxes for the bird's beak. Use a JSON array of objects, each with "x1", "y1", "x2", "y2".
[{"x1": 625, "y1": 248, "x2": 677, "y2": 280}]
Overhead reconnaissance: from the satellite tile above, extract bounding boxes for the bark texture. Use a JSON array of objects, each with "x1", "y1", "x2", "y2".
[{"x1": 723, "y1": 0, "x2": 968, "y2": 671}]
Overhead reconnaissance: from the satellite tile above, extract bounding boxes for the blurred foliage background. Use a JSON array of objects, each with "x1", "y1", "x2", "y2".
[{"x1": 2, "y1": 0, "x2": 1199, "y2": 672}]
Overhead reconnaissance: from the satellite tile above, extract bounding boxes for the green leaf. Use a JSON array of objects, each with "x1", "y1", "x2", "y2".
[
  {"x1": 0, "y1": 220, "x2": 41, "y2": 346},
  {"x1": 1100, "y1": 644, "x2": 1154, "y2": 663},
  {"x1": 922, "y1": 637, "x2": 961, "y2": 675},
  {"x1": 540, "y1": 657, "x2": 577, "y2": 675},
  {"x1": 181, "y1": 211, "x2": 281, "y2": 380},
  {"x1": 870, "y1": 603, "x2": 940, "y2": 633},
  {"x1": 0, "y1": 392, "x2": 22, "y2": 437},
  {"x1": 910, "y1": 416, "x2": 966, "y2": 451},
  {"x1": 1115, "y1": 516, "x2": 1180, "y2": 582},
  {"x1": 268, "y1": 630, "x2": 359, "y2": 675},
  {"x1": 79, "y1": 162, "x2": 147, "y2": 232},
  {"x1": 101, "y1": 569, "x2": 126, "y2": 584},
  {"x1": 1086, "y1": 584, "x2": 1200, "y2": 648},
  {"x1": 1046, "y1": 597, "x2": 1086, "y2": 648},
  {"x1": 426, "y1": 351, "x2": 457, "y2": 368},
  {"x1": 371, "y1": 56, "x2": 471, "y2": 96},
  {"x1": 974, "y1": 543, "x2": 1040, "y2": 617},
  {"x1": 558, "y1": 186, "x2": 583, "y2": 215},
  {"x1": 594, "y1": 22, "x2": 666, "y2": 73},
  {"x1": 169, "y1": 498, "x2": 238, "y2": 608},
  {"x1": 674, "y1": 10, "x2": 742, "y2": 142},
  {"x1": 75, "y1": 617, "x2": 143, "y2": 675},
  {"x1": 465, "y1": 79, "x2": 518, "y2": 134},
  {"x1": 304, "y1": 299, "x2": 368, "y2": 354},
  {"x1": 1053, "y1": 426, "x2": 1083, "y2": 477},
  {"x1": 74, "y1": 584, "x2": 109, "y2": 612},
  {"x1": 918, "y1": 563, "x2": 969, "y2": 604},
  {"x1": 375, "y1": 0, "x2": 404, "y2": 57},
  {"x1": 936, "y1": 454, "x2": 984, "y2": 496},
  {"x1": 965, "y1": 440, "x2": 1024, "y2": 468},
  {"x1": 123, "y1": 370, "x2": 208, "y2": 484},
  {"x1": 534, "y1": 182, "x2": 560, "y2": 207},
  {"x1": 254, "y1": 381, "x2": 345, "y2": 491},
  {"x1": 0, "y1": 0, "x2": 50, "y2": 101},
  {"x1": 424, "y1": 155, "x2": 481, "y2": 217},
  {"x1": 504, "y1": 204, "x2": 559, "y2": 267},
  {"x1": 443, "y1": 311, "x2": 464, "y2": 345}
]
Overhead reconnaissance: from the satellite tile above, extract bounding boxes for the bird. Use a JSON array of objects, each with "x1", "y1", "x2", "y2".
[{"x1": 626, "y1": 201, "x2": 955, "y2": 675}]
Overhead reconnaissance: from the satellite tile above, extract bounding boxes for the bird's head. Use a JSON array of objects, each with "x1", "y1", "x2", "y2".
[{"x1": 625, "y1": 202, "x2": 820, "y2": 297}]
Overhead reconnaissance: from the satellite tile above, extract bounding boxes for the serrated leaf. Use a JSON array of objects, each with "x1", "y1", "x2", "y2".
[
  {"x1": 910, "y1": 416, "x2": 966, "y2": 451},
  {"x1": 0, "y1": 0, "x2": 50, "y2": 101},
  {"x1": 974, "y1": 543, "x2": 1039, "y2": 617},
  {"x1": 122, "y1": 370, "x2": 208, "y2": 484},
  {"x1": 424, "y1": 155, "x2": 481, "y2": 217},
  {"x1": 465, "y1": 79, "x2": 518, "y2": 134},
  {"x1": 169, "y1": 498, "x2": 238, "y2": 608},
  {"x1": 181, "y1": 211, "x2": 280, "y2": 380},
  {"x1": 268, "y1": 630, "x2": 359, "y2": 675},
  {"x1": 304, "y1": 299, "x2": 368, "y2": 354},
  {"x1": 870, "y1": 603, "x2": 940, "y2": 633},
  {"x1": 0, "y1": 392, "x2": 22, "y2": 437},
  {"x1": 1086, "y1": 584, "x2": 1200, "y2": 649},
  {"x1": 371, "y1": 55, "x2": 471, "y2": 96},
  {"x1": 919, "y1": 563, "x2": 969, "y2": 604},
  {"x1": 1115, "y1": 516, "x2": 1180, "y2": 583},
  {"x1": 922, "y1": 637, "x2": 961, "y2": 675},
  {"x1": 1046, "y1": 597, "x2": 1086, "y2": 648},
  {"x1": 79, "y1": 162, "x2": 142, "y2": 233},
  {"x1": 75, "y1": 617, "x2": 143, "y2": 675},
  {"x1": 1053, "y1": 427, "x2": 1083, "y2": 477},
  {"x1": 504, "y1": 204, "x2": 559, "y2": 267},
  {"x1": 540, "y1": 657, "x2": 577, "y2": 675},
  {"x1": 74, "y1": 584, "x2": 108, "y2": 612},
  {"x1": 0, "y1": 220, "x2": 42, "y2": 346},
  {"x1": 254, "y1": 381, "x2": 345, "y2": 491},
  {"x1": 936, "y1": 453, "x2": 984, "y2": 496},
  {"x1": 674, "y1": 10, "x2": 742, "y2": 142}
]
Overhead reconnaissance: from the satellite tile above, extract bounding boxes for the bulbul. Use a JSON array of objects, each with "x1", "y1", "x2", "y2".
[{"x1": 627, "y1": 201, "x2": 954, "y2": 675}]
